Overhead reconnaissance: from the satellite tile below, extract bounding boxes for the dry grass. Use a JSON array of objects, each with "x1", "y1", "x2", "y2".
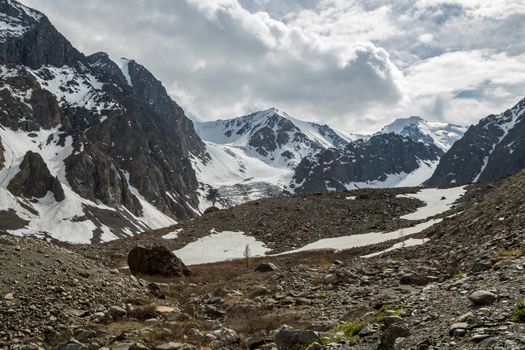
[{"x1": 225, "y1": 307, "x2": 307, "y2": 335}]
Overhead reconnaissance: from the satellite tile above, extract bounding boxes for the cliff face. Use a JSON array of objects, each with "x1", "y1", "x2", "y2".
[
  {"x1": 426, "y1": 97, "x2": 525, "y2": 187},
  {"x1": 0, "y1": 0, "x2": 208, "y2": 242}
]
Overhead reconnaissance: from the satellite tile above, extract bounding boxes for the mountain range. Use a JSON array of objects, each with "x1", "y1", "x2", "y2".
[{"x1": 1, "y1": 0, "x2": 525, "y2": 244}]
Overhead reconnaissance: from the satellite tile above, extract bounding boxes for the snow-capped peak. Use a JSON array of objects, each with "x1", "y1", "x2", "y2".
[
  {"x1": 378, "y1": 116, "x2": 467, "y2": 151},
  {"x1": 0, "y1": 0, "x2": 43, "y2": 42},
  {"x1": 194, "y1": 108, "x2": 354, "y2": 168}
]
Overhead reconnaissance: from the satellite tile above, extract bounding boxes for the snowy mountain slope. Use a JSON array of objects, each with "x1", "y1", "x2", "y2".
[
  {"x1": 377, "y1": 116, "x2": 467, "y2": 151},
  {"x1": 195, "y1": 108, "x2": 356, "y2": 168},
  {"x1": 193, "y1": 108, "x2": 362, "y2": 206},
  {"x1": 194, "y1": 110, "x2": 457, "y2": 203},
  {"x1": 426, "y1": 97, "x2": 525, "y2": 187},
  {"x1": 292, "y1": 134, "x2": 443, "y2": 193}
]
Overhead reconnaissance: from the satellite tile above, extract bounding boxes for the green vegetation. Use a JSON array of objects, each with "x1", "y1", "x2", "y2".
[
  {"x1": 497, "y1": 247, "x2": 524, "y2": 258},
  {"x1": 371, "y1": 303, "x2": 407, "y2": 322},
  {"x1": 512, "y1": 298, "x2": 525, "y2": 322},
  {"x1": 320, "y1": 321, "x2": 363, "y2": 345}
]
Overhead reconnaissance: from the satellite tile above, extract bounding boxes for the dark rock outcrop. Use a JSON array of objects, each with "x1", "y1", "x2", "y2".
[
  {"x1": 127, "y1": 246, "x2": 192, "y2": 277},
  {"x1": 65, "y1": 143, "x2": 142, "y2": 215},
  {"x1": 426, "y1": 97, "x2": 525, "y2": 187},
  {"x1": 7, "y1": 151, "x2": 65, "y2": 201},
  {"x1": 293, "y1": 134, "x2": 442, "y2": 193},
  {"x1": 0, "y1": 136, "x2": 4, "y2": 169}
]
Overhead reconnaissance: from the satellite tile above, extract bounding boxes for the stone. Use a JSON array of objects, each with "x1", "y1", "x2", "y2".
[
  {"x1": 471, "y1": 257, "x2": 492, "y2": 273},
  {"x1": 380, "y1": 324, "x2": 410, "y2": 349},
  {"x1": 275, "y1": 329, "x2": 320, "y2": 350},
  {"x1": 471, "y1": 334, "x2": 491, "y2": 343},
  {"x1": 255, "y1": 262, "x2": 278, "y2": 272},
  {"x1": 153, "y1": 343, "x2": 183, "y2": 350},
  {"x1": 128, "y1": 246, "x2": 191, "y2": 277},
  {"x1": 52, "y1": 340, "x2": 88, "y2": 350},
  {"x1": 468, "y1": 291, "x2": 497, "y2": 305},
  {"x1": 449, "y1": 323, "x2": 469, "y2": 336},
  {"x1": 109, "y1": 306, "x2": 127, "y2": 319},
  {"x1": 3, "y1": 292, "x2": 14, "y2": 300}
]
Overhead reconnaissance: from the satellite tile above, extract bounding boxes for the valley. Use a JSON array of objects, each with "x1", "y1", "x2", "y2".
[{"x1": 0, "y1": 1, "x2": 525, "y2": 350}]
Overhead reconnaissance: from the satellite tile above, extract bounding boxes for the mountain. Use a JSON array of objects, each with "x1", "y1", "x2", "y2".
[
  {"x1": 426, "y1": 97, "x2": 525, "y2": 187},
  {"x1": 377, "y1": 116, "x2": 466, "y2": 151},
  {"x1": 195, "y1": 108, "x2": 354, "y2": 168},
  {"x1": 0, "y1": 0, "x2": 206, "y2": 243},
  {"x1": 193, "y1": 110, "x2": 465, "y2": 205},
  {"x1": 291, "y1": 133, "x2": 442, "y2": 193},
  {"x1": 192, "y1": 108, "x2": 357, "y2": 207}
]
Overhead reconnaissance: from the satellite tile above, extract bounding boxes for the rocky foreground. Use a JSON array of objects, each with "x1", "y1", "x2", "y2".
[{"x1": 2, "y1": 171, "x2": 525, "y2": 349}]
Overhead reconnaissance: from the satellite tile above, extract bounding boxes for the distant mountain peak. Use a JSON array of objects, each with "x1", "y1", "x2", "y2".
[{"x1": 378, "y1": 116, "x2": 467, "y2": 152}]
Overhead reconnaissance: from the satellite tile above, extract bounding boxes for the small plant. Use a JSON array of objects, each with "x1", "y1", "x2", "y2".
[
  {"x1": 244, "y1": 244, "x2": 252, "y2": 267},
  {"x1": 512, "y1": 298, "x2": 525, "y2": 322},
  {"x1": 335, "y1": 321, "x2": 363, "y2": 339},
  {"x1": 497, "y1": 247, "x2": 524, "y2": 258},
  {"x1": 371, "y1": 303, "x2": 407, "y2": 322}
]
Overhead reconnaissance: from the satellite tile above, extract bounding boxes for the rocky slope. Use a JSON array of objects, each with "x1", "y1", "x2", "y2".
[
  {"x1": 426, "y1": 97, "x2": 525, "y2": 187},
  {"x1": 0, "y1": 0, "x2": 207, "y2": 243},
  {"x1": 4, "y1": 170, "x2": 525, "y2": 350}
]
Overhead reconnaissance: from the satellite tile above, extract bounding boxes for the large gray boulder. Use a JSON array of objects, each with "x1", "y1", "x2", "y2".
[
  {"x1": 275, "y1": 328, "x2": 319, "y2": 350},
  {"x1": 128, "y1": 245, "x2": 191, "y2": 277}
]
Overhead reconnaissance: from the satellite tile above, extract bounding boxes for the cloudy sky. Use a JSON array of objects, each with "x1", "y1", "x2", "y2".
[{"x1": 20, "y1": 0, "x2": 525, "y2": 132}]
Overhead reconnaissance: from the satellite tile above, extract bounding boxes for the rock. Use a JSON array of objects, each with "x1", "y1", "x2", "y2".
[
  {"x1": 153, "y1": 343, "x2": 184, "y2": 350},
  {"x1": 109, "y1": 306, "x2": 127, "y2": 319},
  {"x1": 275, "y1": 329, "x2": 320, "y2": 350},
  {"x1": 212, "y1": 327, "x2": 239, "y2": 345},
  {"x1": 128, "y1": 246, "x2": 191, "y2": 277},
  {"x1": 3, "y1": 292, "x2": 14, "y2": 300},
  {"x1": 255, "y1": 262, "x2": 278, "y2": 272},
  {"x1": 471, "y1": 257, "x2": 492, "y2": 273},
  {"x1": 468, "y1": 291, "x2": 497, "y2": 305},
  {"x1": 380, "y1": 324, "x2": 410, "y2": 349},
  {"x1": 74, "y1": 328, "x2": 97, "y2": 341},
  {"x1": 449, "y1": 323, "x2": 469, "y2": 336},
  {"x1": 383, "y1": 316, "x2": 403, "y2": 326},
  {"x1": 471, "y1": 334, "x2": 491, "y2": 343},
  {"x1": 52, "y1": 340, "x2": 88, "y2": 350}
]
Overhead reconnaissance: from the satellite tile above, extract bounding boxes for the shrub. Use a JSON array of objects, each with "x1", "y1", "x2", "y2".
[{"x1": 512, "y1": 298, "x2": 525, "y2": 322}]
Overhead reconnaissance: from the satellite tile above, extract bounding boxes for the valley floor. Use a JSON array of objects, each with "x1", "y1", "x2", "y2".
[{"x1": 1, "y1": 173, "x2": 525, "y2": 350}]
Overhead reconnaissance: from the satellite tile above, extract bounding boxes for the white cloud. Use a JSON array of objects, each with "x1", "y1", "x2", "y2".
[{"x1": 17, "y1": 0, "x2": 525, "y2": 132}]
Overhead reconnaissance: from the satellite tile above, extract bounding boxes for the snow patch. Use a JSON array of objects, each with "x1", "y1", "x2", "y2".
[
  {"x1": 398, "y1": 186, "x2": 466, "y2": 221},
  {"x1": 174, "y1": 230, "x2": 270, "y2": 265},
  {"x1": 361, "y1": 238, "x2": 430, "y2": 258}
]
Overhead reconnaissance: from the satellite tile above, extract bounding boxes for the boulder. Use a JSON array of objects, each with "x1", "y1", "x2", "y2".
[
  {"x1": 380, "y1": 324, "x2": 410, "y2": 349},
  {"x1": 470, "y1": 257, "x2": 492, "y2": 273},
  {"x1": 128, "y1": 246, "x2": 191, "y2": 277},
  {"x1": 468, "y1": 291, "x2": 497, "y2": 305},
  {"x1": 255, "y1": 262, "x2": 278, "y2": 272},
  {"x1": 275, "y1": 328, "x2": 319, "y2": 350}
]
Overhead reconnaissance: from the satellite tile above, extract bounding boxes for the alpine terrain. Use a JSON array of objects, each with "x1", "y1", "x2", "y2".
[{"x1": 1, "y1": 1, "x2": 525, "y2": 350}]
